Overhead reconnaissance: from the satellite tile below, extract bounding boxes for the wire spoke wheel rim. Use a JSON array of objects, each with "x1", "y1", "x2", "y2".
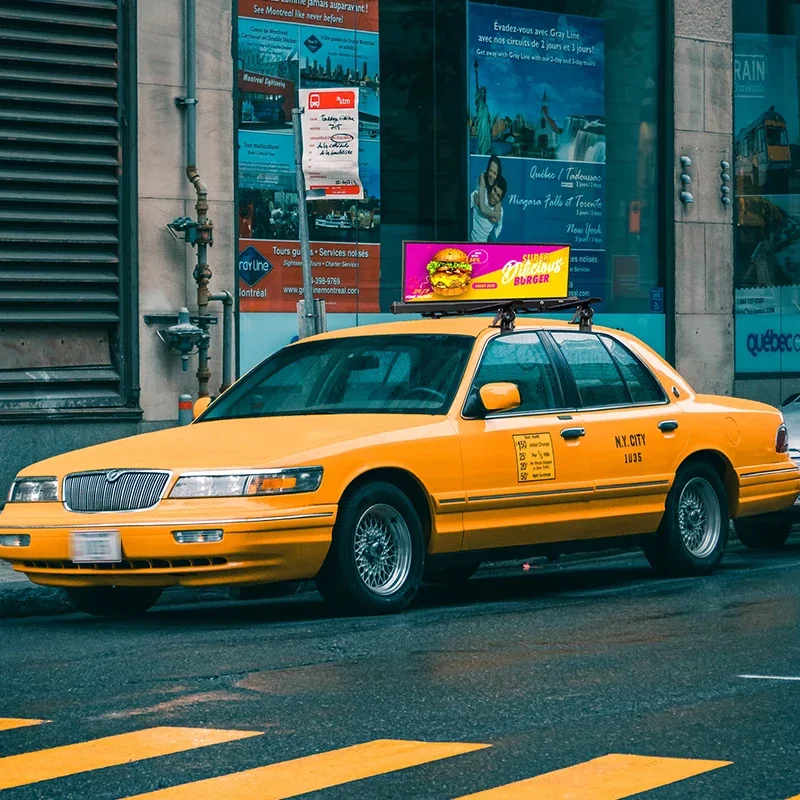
[
  {"x1": 353, "y1": 503, "x2": 413, "y2": 596},
  {"x1": 678, "y1": 476, "x2": 721, "y2": 558}
]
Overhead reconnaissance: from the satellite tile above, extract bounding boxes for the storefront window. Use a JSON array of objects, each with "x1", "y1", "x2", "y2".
[
  {"x1": 734, "y1": 0, "x2": 800, "y2": 379},
  {"x1": 234, "y1": 0, "x2": 664, "y2": 371}
]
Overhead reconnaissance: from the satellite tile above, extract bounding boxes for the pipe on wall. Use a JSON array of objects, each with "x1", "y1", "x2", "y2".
[{"x1": 181, "y1": 0, "x2": 233, "y2": 398}]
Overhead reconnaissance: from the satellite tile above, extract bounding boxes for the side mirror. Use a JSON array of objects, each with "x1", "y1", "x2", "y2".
[
  {"x1": 479, "y1": 382, "x2": 521, "y2": 413},
  {"x1": 193, "y1": 396, "x2": 212, "y2": 420}
]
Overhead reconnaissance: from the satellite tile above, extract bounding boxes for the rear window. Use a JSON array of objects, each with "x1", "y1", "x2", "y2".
[
  {"x1": 600, "y1": 335, "x2": 665, "y2": 404},
  {"x1": 551, "y1": 331, "x2": 630, "y2": 407}
]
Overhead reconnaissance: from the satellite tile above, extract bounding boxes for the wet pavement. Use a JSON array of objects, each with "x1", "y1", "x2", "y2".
[{"x1": 2, "y1": 544, "x2": 800, "y2": 798}]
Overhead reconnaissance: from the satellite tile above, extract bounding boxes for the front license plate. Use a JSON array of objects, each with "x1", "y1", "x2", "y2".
[{"x1": 70, "y1": 531, "x2": 122, "y2": 563}]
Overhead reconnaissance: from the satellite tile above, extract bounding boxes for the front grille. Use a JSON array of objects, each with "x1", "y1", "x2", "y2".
[
  {"x1": 21, "y1": 557, "x2": 228, "y2": 571},
  {"x1": 63, "y1": 471, "x2": 170, "y2": 512}
]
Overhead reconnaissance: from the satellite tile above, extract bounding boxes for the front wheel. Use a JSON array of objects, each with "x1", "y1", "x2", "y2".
[
  {"x1": 644, "y1": 462, "x2": 728, "y2": 576},
  {"x1": 66, "y1": 586, "x2": 163, "y2": 617},
  {"x1": 316, "y1": 481, "x2": 424, "y2": 615},
  {"x1": 734, "y1": 515, "x2": 793, "y2": 550}
]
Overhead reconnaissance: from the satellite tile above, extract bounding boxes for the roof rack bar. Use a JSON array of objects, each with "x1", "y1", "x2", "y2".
[{"x1": 390, "y1": 296, "x2": 602, "y2": 333}]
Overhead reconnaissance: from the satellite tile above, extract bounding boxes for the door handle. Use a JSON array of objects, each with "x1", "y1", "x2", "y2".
[
  {"x1": 560, "y1": 427, "x2": 585, "y2": 440},
  {"x1": 658, "y1": 420, "x2": 679, "y2": 432}
]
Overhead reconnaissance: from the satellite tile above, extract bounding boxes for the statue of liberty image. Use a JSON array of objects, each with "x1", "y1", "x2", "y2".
[{"x1": 474, "y1": 58, "x2": 492, "y2": 155}]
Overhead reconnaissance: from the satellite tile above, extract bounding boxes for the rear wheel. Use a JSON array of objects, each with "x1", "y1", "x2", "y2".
[
  {"x1": 316, "y1": 481, "x2": 424, "y2": 615},
  {"x1": 644, "y1": 462, "x2": 728, "y2": 576},
  {"x1": 66, "y1": 586, "x2": 163, "y2": 617},
  {"x1": 734, "y1": 515, "x2": 793, "y2": 550}
]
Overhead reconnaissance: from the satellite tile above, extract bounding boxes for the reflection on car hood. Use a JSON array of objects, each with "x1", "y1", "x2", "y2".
[{"x1": 19, "y1": 415, "x2": 445, "y2": 476}]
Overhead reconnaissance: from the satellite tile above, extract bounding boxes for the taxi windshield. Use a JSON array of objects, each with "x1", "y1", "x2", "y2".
[{"x1": 200, "y1": 334, "x2": 474, "y2": 420}]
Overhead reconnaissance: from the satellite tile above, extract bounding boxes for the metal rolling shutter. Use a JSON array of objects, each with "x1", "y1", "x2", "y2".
[{"x1": 0, "y1": 0, "x2": 134, "y2": 415}]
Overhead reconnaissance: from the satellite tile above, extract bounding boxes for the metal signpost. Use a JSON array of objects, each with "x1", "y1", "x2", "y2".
[
  {"x1": 292, "y1": 107, "x2": 319, "y2": 339},
  {"x1": 293, "y1": 88, "x2": 364, "y2": 339}
]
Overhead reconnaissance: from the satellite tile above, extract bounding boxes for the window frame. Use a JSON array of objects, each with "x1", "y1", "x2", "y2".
[
  {"x1": 544, "y1": 330, "x2": 670, "y2": 412},
  {"x1": 461, "y1": 330, "x2": 576, "y2": 421}
]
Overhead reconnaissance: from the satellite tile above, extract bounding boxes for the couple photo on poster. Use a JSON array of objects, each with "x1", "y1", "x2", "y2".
[{"x1": 470, "y1": 155, "x2": 507, "y2": 243}]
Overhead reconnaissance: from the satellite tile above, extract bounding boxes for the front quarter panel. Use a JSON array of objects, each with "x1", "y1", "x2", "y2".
[{"x1": 280, "y1": 418, "x2": 465, "y2": 554}]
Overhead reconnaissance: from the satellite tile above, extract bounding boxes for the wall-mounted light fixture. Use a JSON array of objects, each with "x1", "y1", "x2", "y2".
[{"x1": 679, "y1": 156, "x2": 694, "y2": 204}]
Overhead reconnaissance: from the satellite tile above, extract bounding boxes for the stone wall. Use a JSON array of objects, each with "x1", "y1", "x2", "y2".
[
  {"x1": 0, "y1": 4, "x2": 235, "y2": 498},
  {"x1": 137, "y1": 0, "x2": 235, "y2": 421},
  {"x1": 673, "y1": 0, "x2": 735, "y2": 396}
]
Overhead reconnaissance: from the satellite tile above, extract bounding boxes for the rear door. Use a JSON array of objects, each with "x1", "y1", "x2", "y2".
[
  {"x1": 454, "y1": 331, "x2": 595, "y2": 551},
  {"x1": 547, "y1": 330, "x2": 689, "y2": 538}
]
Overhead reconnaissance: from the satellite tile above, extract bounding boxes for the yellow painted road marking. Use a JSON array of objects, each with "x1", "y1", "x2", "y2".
[
  {"x1": 0, "y1": 726, "x2": 261, "y2": 791},
  {"x1": 454, "y1": 753, "x2": 731, "y2": 799},
  {"x1": 125, "y1": 738, "x2": 490, "y2": 799},
  {"x1": 0, "y1": 718, "x2": 48, "y2": 731}
]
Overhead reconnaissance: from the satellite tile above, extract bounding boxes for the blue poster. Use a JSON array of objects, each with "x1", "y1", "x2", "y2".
[{"x1": 467, "y1": 2, "x2": 605, "y2": 300}]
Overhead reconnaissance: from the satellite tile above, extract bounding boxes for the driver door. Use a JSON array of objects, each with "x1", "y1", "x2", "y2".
[{"x1": 454, "y1": 331, "x2": 595, "y2": 551}]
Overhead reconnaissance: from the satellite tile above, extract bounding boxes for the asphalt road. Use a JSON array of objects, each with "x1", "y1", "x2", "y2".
[{"x1": 2, "y1": 544, "x2": 800, "y2": 799}]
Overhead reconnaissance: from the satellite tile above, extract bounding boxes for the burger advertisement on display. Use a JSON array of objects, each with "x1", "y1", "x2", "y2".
[
  {"x1": 403, "y1": 242, "x2": 571, "y2": 303},
  {"x1": 426, "y1": 248, "x2": 474, "y2": 296}
]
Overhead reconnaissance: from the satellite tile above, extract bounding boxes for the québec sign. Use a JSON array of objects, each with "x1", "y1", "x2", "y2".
[
  {"x1": 300, "y1": 88, "x2": 363, "y2": 201},
  {"x1": 736, "y1": 316, "x2": 800, "y2": 373},
  {"x1": 746, "y1": 329, "x2": 800, "y2": 357}
]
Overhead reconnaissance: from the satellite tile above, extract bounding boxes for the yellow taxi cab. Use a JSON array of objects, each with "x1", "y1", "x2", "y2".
[{"x1": 1, "y1": 313, "x2": 798, "y2": 617}]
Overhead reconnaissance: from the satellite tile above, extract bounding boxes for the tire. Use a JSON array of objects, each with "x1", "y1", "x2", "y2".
[
  {"x1": 734, "y1": 515, "x2": 793, "y2": 550},
  {"x1": 644, "y1": 461, "x2": 728, "y2": 576},
  {"x1": 424, "y1": 562, "x2": 481, "y2": 585},
  {"x1": 66, "y1": 586, "x2": 164, "y2": 617},
  {"x1": 315, "y1": 481, "x2": 424, "y2": 615}
]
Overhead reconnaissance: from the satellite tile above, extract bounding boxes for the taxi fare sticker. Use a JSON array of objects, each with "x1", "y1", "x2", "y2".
[{"x1": 513, "y1": 433, "x2": 555, "y2": 483}]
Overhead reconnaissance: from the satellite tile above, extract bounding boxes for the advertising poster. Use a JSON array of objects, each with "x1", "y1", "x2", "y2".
[
  {"x1": 402, "y1": 242, "x2": 570, "y2": 302},
  {"x1": 467, "y1": 2, "x2": 605, "y2": 302},
  {"x1": 733, "y1": 33, "x2": 800, "y2": 372},
  {"x1": 236, "y1": 0, "x2": 380, "y2": 314}
]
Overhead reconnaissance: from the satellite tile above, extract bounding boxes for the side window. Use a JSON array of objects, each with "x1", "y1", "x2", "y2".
[
  {"x1": 550, "y1": 332, "x2": 630, "y2": 408},
  {"x1": 472, "y1": 332, "x2": 564, "y2": 413},
  {"x1": 600, "y1": 335, "x2": 666, "y2": 404}
]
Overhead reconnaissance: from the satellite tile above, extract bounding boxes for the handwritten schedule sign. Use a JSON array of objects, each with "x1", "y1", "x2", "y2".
[
  {"x1": 300, "y1": 88, "x2": 363, "y2": 200},
  {"x1": 513, "y1": 432, "x2": 556, "y2": 483}
]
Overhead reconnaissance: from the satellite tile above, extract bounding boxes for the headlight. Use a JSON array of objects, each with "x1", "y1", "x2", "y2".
[
  {"x1": 169, "y1": 467, "x2": 323, "y2": 499},
  {"x1": 8, "y1": 477, "x2": 58, "y2": 503}
]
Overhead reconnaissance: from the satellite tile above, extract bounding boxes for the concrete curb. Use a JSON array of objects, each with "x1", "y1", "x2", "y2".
[{"x1": 0, "y1": 524, "x2": 780, "y2": 619}]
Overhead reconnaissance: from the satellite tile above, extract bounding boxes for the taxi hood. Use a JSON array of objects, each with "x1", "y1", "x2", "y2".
[{"x1": 21, "y1": 415, "x2": 438, "y2": 476}]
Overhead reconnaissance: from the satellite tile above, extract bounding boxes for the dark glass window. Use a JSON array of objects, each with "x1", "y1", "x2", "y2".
[
  {"x1": 733, "y1": 0, "x2": 800, "y2": 377},
  {"x1": 600, "y1": 335, "x2": 665, "y2": 404},
  {"x1": 551, "y1": 331, "x2": 629, "y2": 407},
  {"x1": 472, "y1": 332, "x2": 564, "y2": 413},
  {"x1": 201, "y1": 334, "x2": 473, "y2": 419}
]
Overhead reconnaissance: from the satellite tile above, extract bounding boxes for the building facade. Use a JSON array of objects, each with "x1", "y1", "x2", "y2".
[{"x1": 0, "y1": 0, "x2": 791, "y2": 495}]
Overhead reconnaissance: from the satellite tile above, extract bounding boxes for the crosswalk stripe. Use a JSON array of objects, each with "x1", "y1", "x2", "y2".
[
  {"x1": 453, "y1": 753, "x2": 732, "y2": 799},
  {"x1": 124, "y1": 738, "x2": 491, "y2": 799},
  {"x1": 0, "y1": 718, "x2": 48, "y2": 732},
  {"x1": 0, "y1": 726, "x2": 261, "y2": 791}
]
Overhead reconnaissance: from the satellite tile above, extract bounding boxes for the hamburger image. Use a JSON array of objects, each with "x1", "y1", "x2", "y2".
[{"x1": 426, "y1": 248, "x2": 473, "y2": 296}]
